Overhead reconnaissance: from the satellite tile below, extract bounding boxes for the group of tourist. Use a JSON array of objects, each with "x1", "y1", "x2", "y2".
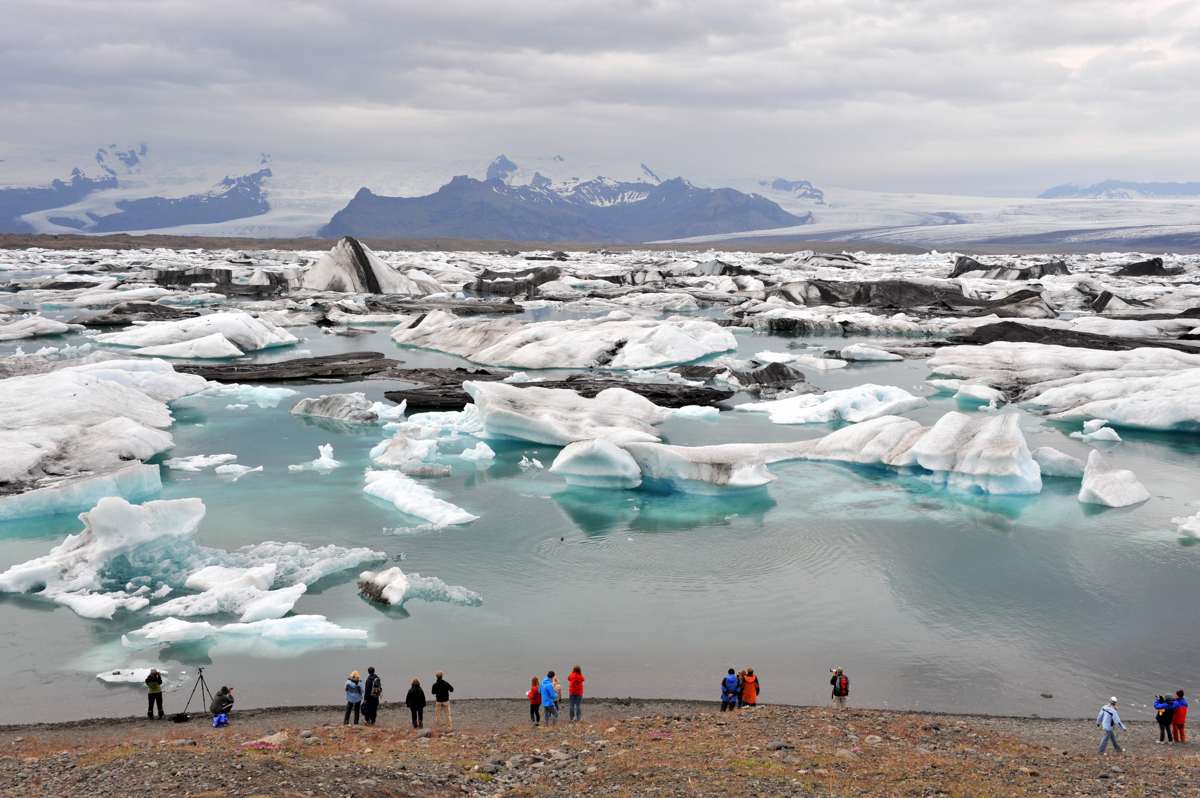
[
  {"x1": 1096, "y1": 691, "x2": 1189, "y2": 754},
  {"x1": 719, "y1": 667, "x2": 765, "y2": 710},
  {"x1": 343, "y1": 668, "x2": 455, "y2": 729},
  {"x1": 527, "y1": 666, "x2": 586, "y2": 725}
]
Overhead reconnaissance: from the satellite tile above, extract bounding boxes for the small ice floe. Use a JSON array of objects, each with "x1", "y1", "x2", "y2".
[
  {"x1": 673, "y1": 405, "x2": 720, "y2": 420},
  {"x1": 214, "y1": 464, "x2": 263, "y2": 481},
  {"x1": 362, "y1": 469, "x2": 478, "y2": 526},
  {"x1": 840, "y1": 344, "x2": 902, "y2": 362},
  {"x1": 358, "y1": 566, "x2": 482, "y2": 607},
  {"x1": 519, "y1": 455, "x2": 545, "y2": 470},
  {"x1": 163, "y1": 453, "x2": 238, "y2": 472},
  {"x1": 458, "y1": 442, "x2": 496, "y2": 462},
  {"x1": 1070, "y1": 419, "x2": 1122, "y2": 443},
  {"x1": 287, "y1": 444, "x2": 341, "y2": 472}
]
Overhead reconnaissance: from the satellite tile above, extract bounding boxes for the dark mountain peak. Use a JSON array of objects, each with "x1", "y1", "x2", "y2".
[
  {"x1": 486, "y1": 155, "x2": 519, "y2": 183},
  {"x1": 760, "y1": 177, "x2": 825, "y2": 204},
  {"x1": 640, "y1": 163, "x2": 663, "y2": 183}
]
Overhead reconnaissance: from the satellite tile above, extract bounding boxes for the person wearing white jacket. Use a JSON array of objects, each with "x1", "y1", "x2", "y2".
[{"x1": 1096, "y1": 697, "x2": 1127, "y2": 754}]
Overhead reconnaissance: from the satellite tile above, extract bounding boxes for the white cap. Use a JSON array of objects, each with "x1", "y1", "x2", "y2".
[{"x1": 1110, "y1": 696, "x2": 1119, "y2": 704}]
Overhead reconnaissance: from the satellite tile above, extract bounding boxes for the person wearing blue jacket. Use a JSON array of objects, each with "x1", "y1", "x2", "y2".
[
  {"x1": 540, "y1": 671, "x2": 559, "y2": 726},
  {"x1": 343, "y1": 670, "x2": 364, "y2": 725},
  {"x1": 1096, "y1": 696, "x2": 1126, "y2": 753},
  {"x1": 720, "y1": 668, "x2": 739, "y2": 711}
]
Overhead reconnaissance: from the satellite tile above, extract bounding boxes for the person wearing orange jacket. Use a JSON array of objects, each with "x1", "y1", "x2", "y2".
[
  {"x1": 567, "y1": 665, "x2": 586, "y2": 722},
  {"x1": 740, "y1": 668, "x2": 761, "y2": 708}
]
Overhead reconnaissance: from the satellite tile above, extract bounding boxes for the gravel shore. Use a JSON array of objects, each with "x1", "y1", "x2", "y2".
[{"x1": 1, "y1": 699, "x2": 1195, "y2": 797}]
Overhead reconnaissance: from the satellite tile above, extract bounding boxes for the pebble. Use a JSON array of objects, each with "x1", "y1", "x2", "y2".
[
  {"x1": 864, "y1": 735, "x2": 883, "y2": 745},
  {"x1": 767, "y1": 741, "x2": 794, "y2": 751}
]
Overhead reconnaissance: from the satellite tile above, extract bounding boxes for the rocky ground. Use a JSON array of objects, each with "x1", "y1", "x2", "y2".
[{"x1": 0, "y1": 699, "x2": 1195, "y2": 797}]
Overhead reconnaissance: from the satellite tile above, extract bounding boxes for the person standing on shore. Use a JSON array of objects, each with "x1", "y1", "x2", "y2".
[
  {"x1": 552, "y1": 672, "x2": 563, "y2": 713},
  {"x1": 830, "y1": 667, "x2": 850, "y2": 708},
  {"x1": 540, "y1": 671, "x2": 559, "y2": 726},
  {"x1": 405, "y1": 678, "x2": 426, "y2": 729},
  {"x1": 1096, "y1": 697, "x2": 1126, "y2": 754},
  {"x1": 210, "y1": 686, "x2": 234, "y2": 719},
  {"x1": 741, "y1": 668, "x2": 761, "y2": 708},
  {"x1": 527, "y1": 677, "x2": 542, "y2": 726},
  {"x1": 1154, "y1": 695, "x2": 1175, "y2": 743},
  {"x1": 343, "y1": 671, "x2": 363, "y2": 725},
  {"x1": 145, "y1": 669, "x2": 164, "y2": 720},
  {"x1": 720, "y1": 669, "x2": 739, "y2": 711},
  {"x1": 736, "y1": 670, "x2": 746, "y2": 708},
  {"x1": 362, "y1": 666, "x2": 382, "y2": 725},
  {"x1": 568, "y1": 665, "x2": 585, "y2": 722},
  {"x1": 431, "y1": 671, "x2": 454, "y2": 731},
  {"x1": 1172, "y1": 690, "x2": 1188, "y2": 743}
]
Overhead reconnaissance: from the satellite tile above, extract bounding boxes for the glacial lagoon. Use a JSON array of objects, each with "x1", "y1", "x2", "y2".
[{"x1": 1, "y1": 248, "x2": 1199, "y2": 723}]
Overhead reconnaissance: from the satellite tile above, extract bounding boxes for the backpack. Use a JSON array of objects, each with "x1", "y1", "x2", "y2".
[{"x1": 835, "y1": 675, "x2": 849, "y2": 696}]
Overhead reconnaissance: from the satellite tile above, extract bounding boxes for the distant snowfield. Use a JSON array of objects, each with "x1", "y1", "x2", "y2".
[{"x1": 6, "y1": 148, "x2": 1200, "y2": 248}]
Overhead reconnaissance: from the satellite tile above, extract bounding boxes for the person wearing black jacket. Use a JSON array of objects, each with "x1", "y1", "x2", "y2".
[
  {"x1": 144, "y1": 669, "x2": 164, "y2": 719},
  {"x1": 363, "y1": 667, "x2": 382, "y2": 725},
  {"x1": 830, "y1": 667, "x2": 850, "y2": 708},
  {"x1": 431, "y1": 671, "x2": 455, "y2": 730},
  {"x1": 405, "y1": 678, "x2": 427, "y2": 728},
  {"x1": 210, "y1": 686, "x2": 234, "y2": 717}
]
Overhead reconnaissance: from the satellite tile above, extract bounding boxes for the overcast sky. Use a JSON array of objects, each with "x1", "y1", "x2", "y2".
[{"x1": 2, "y1": 0, "x2": 1198, "y2": 195}]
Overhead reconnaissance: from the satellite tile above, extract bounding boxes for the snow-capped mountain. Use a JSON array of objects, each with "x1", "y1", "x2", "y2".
[
  {"x1": 319, "y1": 154, "x2": 811, "y2": 242},
  {"x1": 1039, "y1": 180, "x2": 1200, "y2": 200}
]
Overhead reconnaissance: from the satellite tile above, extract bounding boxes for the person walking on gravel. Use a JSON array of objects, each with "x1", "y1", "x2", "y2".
[
  {"x1": 431, "y1": 671, "x2": 454, "y2": 730},
  {"x1": 568, "y1": 665, "x2": 585, "y2": 722},
  {"x1": 1172, "y1": 690, "x2": 1188, "y2": 743},
  {"x1": 830, "y1": 667, "x2": 850, "y2": 708},
  {"x1": 406, "y1": 678, "x2": 427, "y2": 729},
  {"x1": 1096, "y1": 697, "x2": 1126, "y2": 754},
  {"x1": 343, "y1": 671, "x2": 363, "y2": 725},
  {"x1": 362, "y1": 666, "x2": 382, "y2": 725},
  {"x1": 540, "y1": 671, "x2": 559, "y2": 726},
  {"x1": 145, "y1": 668, "x2": 164, "y2": 720}
]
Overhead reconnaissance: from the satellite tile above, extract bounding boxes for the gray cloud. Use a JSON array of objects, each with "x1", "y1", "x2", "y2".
[{"x1": 1, "y1": 0, "x2": 1197, "y2": 194}]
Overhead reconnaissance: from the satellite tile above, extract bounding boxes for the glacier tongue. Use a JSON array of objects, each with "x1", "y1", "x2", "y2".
[{"x1": 464, "y1": 381, "x2": 669, "y2": 445}]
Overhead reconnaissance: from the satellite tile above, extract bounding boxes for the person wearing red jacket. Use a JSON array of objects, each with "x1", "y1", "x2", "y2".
[
  {"x1": 526, "y1": 676, "x2": 541, "y2": 726},
  {"x1": 568, "y1": 665, "x2": 586, "y2": 722},
  {"x1": 1172, "y1": 690, "x2": 1189, "y2": 744}
]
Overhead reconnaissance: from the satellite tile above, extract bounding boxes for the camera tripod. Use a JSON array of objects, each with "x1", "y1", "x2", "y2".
[{"x1": 181, "y1": 666, "x2": 215, "y2": 717}]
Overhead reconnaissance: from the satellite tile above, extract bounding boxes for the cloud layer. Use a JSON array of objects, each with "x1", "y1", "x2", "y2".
[{"x1": 2, "y1": 0, "x2": 1198, "y2": 194}]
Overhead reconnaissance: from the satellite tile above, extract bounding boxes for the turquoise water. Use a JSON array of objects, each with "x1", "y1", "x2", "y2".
[{"x1": 1, "y1": 320, "x2": 1198, "y2": 722}]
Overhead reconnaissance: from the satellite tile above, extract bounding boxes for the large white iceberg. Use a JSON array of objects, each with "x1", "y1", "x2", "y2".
[
  {"x1": 1078, "y1": 451, "x2": 1150, "y2": 507},
  {"x1": 391, "y1": 310, "x2": 736, "y2": 369},
  {"x1": 96, "y1": 311, "x2": 297, "y2": 356},
  {"x1": 363, "y1": 469, "x2": 478, "y2": 526},
  {"x1": 0, "y1": 462, "x2": 163, "y2": 523},
  {"x1": 122, "y1": 614, "x2": 368, "y2": 649},
  {"x1": 736, "y1": 384, "x2": 926, "y2": 425},
  {"x1": 0, "y1": 316, "x2": 77, "y2": 341},
  {"x1": 621, "y1": 441, "x2": 778, "y2": 493},
  {"x1": 464, "y1": 380, "x2": 669, "y2": 445},
  {"x1": 133, "y1": 333, "x2": 245, "y2": 359},
  {"x1": 358, "y1": 566, "x2": 482, "y2": 607}
]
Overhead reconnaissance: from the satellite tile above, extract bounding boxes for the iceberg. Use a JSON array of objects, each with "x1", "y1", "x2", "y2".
[
  {"x1": 550, "y1": 439, "x2": 644, "y2": 489},
  {"x1": 96, "y1": 667, "x2": 166, "y2": 685},
  {"x1": 96, "y1": 310, "x2": 297, "y2": 355},
  {"x1": 464, "y1": 380, "x2": 669, "y2": 445},
  {"x1": 150, "y1": 580, "x2": 307, "y2": 623},
  {"x1": 621, "y1": 441, "x2": 778, "y2": 493},
  {"x1": 1070, "y1": 425, "x2": 1122, "y2": 443},
  {"x1": 369, "y1": 433, "x2": 439, "y2": 467},
  {"x1": 954, "y1": 384, "x2": 1005, "y2": 408},
  {"x1": 214, "y1": 463, "x2": 262, "y2": 480},
  {"x1": 391, "y1": 405, "x2": 484, "y2": 440},
  {"x1": 458, "y1": 442, "x2": 495, "y2": 462},
  {"x1": 736, "y1": 384, "x2": 926, "y2": 425},
  {"x1": 301, "y1": 237, "x2": 442, "y2": 295},
  {"x1": 363, "y1": 469, "x2": 479, "y2": 526},
  {"x1": 0, "y1": 316, "x2": 77, "y2": 341},
  {"x1": 133, "y1": 333, "x2": 245, "y2": 359},
  {"x1": 840, "y1": 344, "x2": 903, "y2": 362},
  {"x1": 164, "y1": 453, "x2": 238, "y2": 471},
  {"x1": 358, "y1": 567, "x2": 482, "y2": 607},
  {"x1": 290, "y1": 392, "x2": 381, "y2": 424},
  {"x1": 1078, "y1": 451, "x2": 1150, "y2": 507},
  {"x1": 519, "y1": 455, "x2": 545, "y2": 470},
  {"x1": 1029, "y1": 368, "x2": 1200, "y2": 432},
  {"x1": 1173, "y1": 512, "x2": 1200, "y2": 537},
  {"x1": 1032, "y1": 446, "x2": 1085, "y2": 478},
  {"x1": 673, "y1": 404, "x2": 720, "y2": 420},
  {"x1": 122, "y1": 614, "x2": 368, "y2": 649},
  {"x1": 287, "y1": 444, "x2": 341, "y2": 472},
  {"x1": 0, "y1": 496, "x2": 205, "y2": 617},
  {"x1": 391, "y1": 310, "x2": 736, "y2": 369},
  {"x1": 202, "y1": 383, "x2": 298, "y2": 408},
  {"x1": 0, "y1": 463, "x2": 163, "y2": 522}
]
